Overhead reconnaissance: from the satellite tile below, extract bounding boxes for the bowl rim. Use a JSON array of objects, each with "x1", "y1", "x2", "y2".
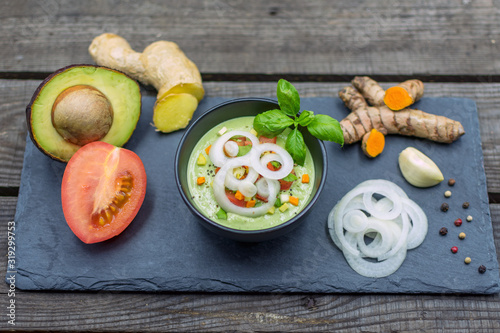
[{"x1": 174, "y1": 97, "x2": 328, "y2": 238}]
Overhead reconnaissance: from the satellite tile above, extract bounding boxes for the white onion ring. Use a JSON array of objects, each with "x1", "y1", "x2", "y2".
[
  {"x1": 224, "y1": 140, "x2": 239, "y2": 157},
  {"x1": 250, "y1": 143, "x2": 294, "y2": 180},
  {"x1": 209, "y1": 130, "x2": 259, "y2": 167},
  {"x1": 238, "y1": 180, "x2": 257, "y2": 198},
  {"x1": 213, "y1": 156, "x2": 279, "y2": 216},
  {"x1": 343, "y1": 210, "x2": 368, "y2": 233},
  {"x1": 224, "y1": 166, "x2": 259, "y2": 191},
  {"x1": 328, "y1": 179, "x2": 427, "y2": 278}
]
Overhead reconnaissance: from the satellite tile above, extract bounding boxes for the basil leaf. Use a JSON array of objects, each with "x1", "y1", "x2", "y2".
[
  {"x1": 282, "y1": 173, "x2": 298, "y2": 182},
  {"x1": 298, "y1": 110, "x2": 314, "y2": 127},
  {"x1": 277, "y1": 79, "x2": 301, "y2": 117},
  {"x1": 237, "y1": 145, "x2": 252, "y2": 156},
  {"x1": 216, "y1": 208, "x2": 227, "y2": 220},
  {"x1": 286, "y1": 127, "x2": 307, "y2": 166},
  {"x1": 307, "y1": 114, "x2": 345, "y2": 145},
  {"x1": 253, "y1": 109, "x2": 293, "y2": 138}
]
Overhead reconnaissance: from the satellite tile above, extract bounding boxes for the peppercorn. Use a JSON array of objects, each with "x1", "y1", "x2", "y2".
[
  {"x1": 451, "y1": 246, "x2": 458, "y2": 253},
  {"x1": 444, "y1": 190, "x2": 452, "y2": 198},
  {"x1": 467, "y1": 215, "x2": 473, "y2": 222},
  {"x1": 478, "y1": 265, "x2": 486, "y2": 274},
  {"x1": 440, "y1": 203, "x2": 449, "y2": 212},
  {"x1": 464, "y1": 257, "x2": 471, "y2": 264},
  {"x1": 439, "y1": 227, "x2": 448, "y2": 236},
  {"x1": 454, "y1": 218, "x2": 463, "y2": 227},
  {"x1": 463, "y1": 202, "x2": 470, "y2": 209},
  {"x1": 448, "y1": 178, "x2": 456, "y2": 186},
  {"x1": 458, "y1": 232, "x2": 466, "y2": 239}
]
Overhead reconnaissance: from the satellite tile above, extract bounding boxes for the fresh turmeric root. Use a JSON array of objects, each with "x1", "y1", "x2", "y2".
[
  {"x1": 89, "y1": 33, "x2": 204, "y2": 133},
  {"x1": 339, "y1": 77, "x2": 465, "y2": 147}
]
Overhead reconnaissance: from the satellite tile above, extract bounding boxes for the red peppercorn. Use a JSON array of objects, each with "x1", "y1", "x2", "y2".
[
  {"x1": 451, "y1": 246, "x2": 458, "y2": 253},
  {"x1": 454, "y1": 218, "x2": 463, "y2": 227}
]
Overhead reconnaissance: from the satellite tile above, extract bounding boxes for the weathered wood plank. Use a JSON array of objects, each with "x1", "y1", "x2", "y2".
[
  {"x1": 1, "y1": 80, "x2": 499, "y2": 193},
  {"x1": 0, "y1": 197, "x2": 499, "y2": 332},
  {"x1": 1, "y1": 0, "x2": 500, "y2": 76}
]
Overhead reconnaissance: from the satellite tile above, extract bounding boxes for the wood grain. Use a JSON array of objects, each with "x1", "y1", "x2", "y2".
[
  {"x1": 2, "y1": 80, "x2": 499, "y2": 193},
  {"x1": 1, "y1": 197, "x2": 499, "y2": 332},
  {"x1": 1, "y1": 0, "x2": 500, "y2": 76}
]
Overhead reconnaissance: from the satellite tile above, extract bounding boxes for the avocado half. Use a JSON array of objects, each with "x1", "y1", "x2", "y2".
[{"x1": 26, "y1": 65, "x2": 142, "y2": 162}]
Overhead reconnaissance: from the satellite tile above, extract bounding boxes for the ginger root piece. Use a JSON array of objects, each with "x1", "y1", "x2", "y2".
[
  {"x1": 384, "y1": 79, "x2": 424, "y2": 111},
  {"x1": 89, "y1": 33, "x2": 204, "y2": 133},
  {"x1": 361, "y1": 128, "x2": 385, "y2": 158},
  {"x1": 339, "y1": 81, "x2": 465, "y2": 146}
]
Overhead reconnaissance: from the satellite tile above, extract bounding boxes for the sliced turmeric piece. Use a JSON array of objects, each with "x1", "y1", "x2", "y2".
[
  {"x1": 383, "y1": 79, "x2": 424, "y2": 111},
  {"x1": 361, "y1": 128, "x2": 385, "y2": 158}
]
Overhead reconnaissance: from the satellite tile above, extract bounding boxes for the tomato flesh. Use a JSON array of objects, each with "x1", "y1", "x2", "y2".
[{"x1": 61, "y1": 141, "x2": 147, "y2": 244}]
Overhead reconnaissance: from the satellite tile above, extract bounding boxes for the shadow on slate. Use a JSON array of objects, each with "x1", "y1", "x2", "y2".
[{"x1": 9, "y1": 95, "x2": 500, "y2": 293}]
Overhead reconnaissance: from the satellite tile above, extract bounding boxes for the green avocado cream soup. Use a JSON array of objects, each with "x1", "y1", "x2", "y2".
[{"x1": 187, "y1": 116, "x2": 315, "y2": 231}]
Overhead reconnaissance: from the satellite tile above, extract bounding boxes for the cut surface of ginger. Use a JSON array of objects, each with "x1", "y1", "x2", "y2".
[{"x1": 153, "y1": 93, "x2": 198, "y2": 133}]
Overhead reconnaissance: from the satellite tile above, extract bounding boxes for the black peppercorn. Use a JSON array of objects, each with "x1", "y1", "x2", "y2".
[
  {"x1": 478, "y1": 265, "x2": 486, "y2": 274},
  {"x1": 440, "y1": 203, "x2": 449, "y2": 212},
  {"x1": 439, "y1": 227, "x2": 448, "y2": 236},
  {"x1": 463, "y1": 202, "x2": 470, "y2": 209}
]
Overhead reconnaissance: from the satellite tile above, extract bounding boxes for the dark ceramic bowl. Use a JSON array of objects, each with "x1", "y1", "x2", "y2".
[{"x1": 175, "y1": 97, "x2": 327, "y2": 242}]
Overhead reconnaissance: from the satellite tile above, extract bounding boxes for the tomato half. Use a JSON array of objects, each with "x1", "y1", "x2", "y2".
[{"x1": 61, "y1": 141, "x2": 147, "y2": 244}]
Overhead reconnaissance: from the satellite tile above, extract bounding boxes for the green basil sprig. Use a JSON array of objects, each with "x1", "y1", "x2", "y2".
[{"x1": 253, "y1": 79, "x2": 344, "y2": 165}]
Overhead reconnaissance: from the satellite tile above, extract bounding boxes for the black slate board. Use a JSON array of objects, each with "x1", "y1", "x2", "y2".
[{"x1": 9, "y1": 96, "x2": 500, "y2": 293}]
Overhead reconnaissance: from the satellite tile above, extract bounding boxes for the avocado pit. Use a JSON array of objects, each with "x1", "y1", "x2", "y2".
[{"x1": 51, "y1": 85, "x2": 114, "y2": 146}]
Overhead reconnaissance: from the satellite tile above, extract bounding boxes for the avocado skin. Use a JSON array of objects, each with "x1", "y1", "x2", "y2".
[{"x1": 26, "y1": 64, "x2": 142, "y2": 162}]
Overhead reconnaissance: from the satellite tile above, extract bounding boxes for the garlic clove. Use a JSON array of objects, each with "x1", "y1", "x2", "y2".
[{"x1": 398, "y1": 147, "x2": 444, "y2": 187}]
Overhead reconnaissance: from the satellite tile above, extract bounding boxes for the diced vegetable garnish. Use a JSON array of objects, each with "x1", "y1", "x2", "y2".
[
  {"x1": 197, "y1": 177, "x2": 205, "y2": 185},
  {"x1": 216, "y1": 208, "x2": 227, "y2": 219},
  {"x1": 197, "y1": 153, "x2": 207, "y2": 165},
  {"x1": 246, "y1": 200, "x2": 256, "y2": 208},
  {"x1": 302, "y1": 174, "x2": 310, "y2": 183},
  {"x1": 279, "y1": 203, "x2": 289, "y2": 212},
  {"x1": 289, "y1": 196, "x2": 299, "y2": 206},
  {"x1": 235, "y1": 190, "x2": 244, "y2": 201}
]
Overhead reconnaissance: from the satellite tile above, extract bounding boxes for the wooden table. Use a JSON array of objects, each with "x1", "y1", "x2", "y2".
[{"x1": 1, "y1": 1, "x2": 500, "y2": 331}]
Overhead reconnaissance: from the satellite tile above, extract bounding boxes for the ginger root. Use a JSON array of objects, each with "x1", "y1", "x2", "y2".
[
  {"x1": 339, "y1": 77, "x2": 465, "y2": 147},
  {"x1": 89, "y1": 33, "x2": 204, "y2": 133}
]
